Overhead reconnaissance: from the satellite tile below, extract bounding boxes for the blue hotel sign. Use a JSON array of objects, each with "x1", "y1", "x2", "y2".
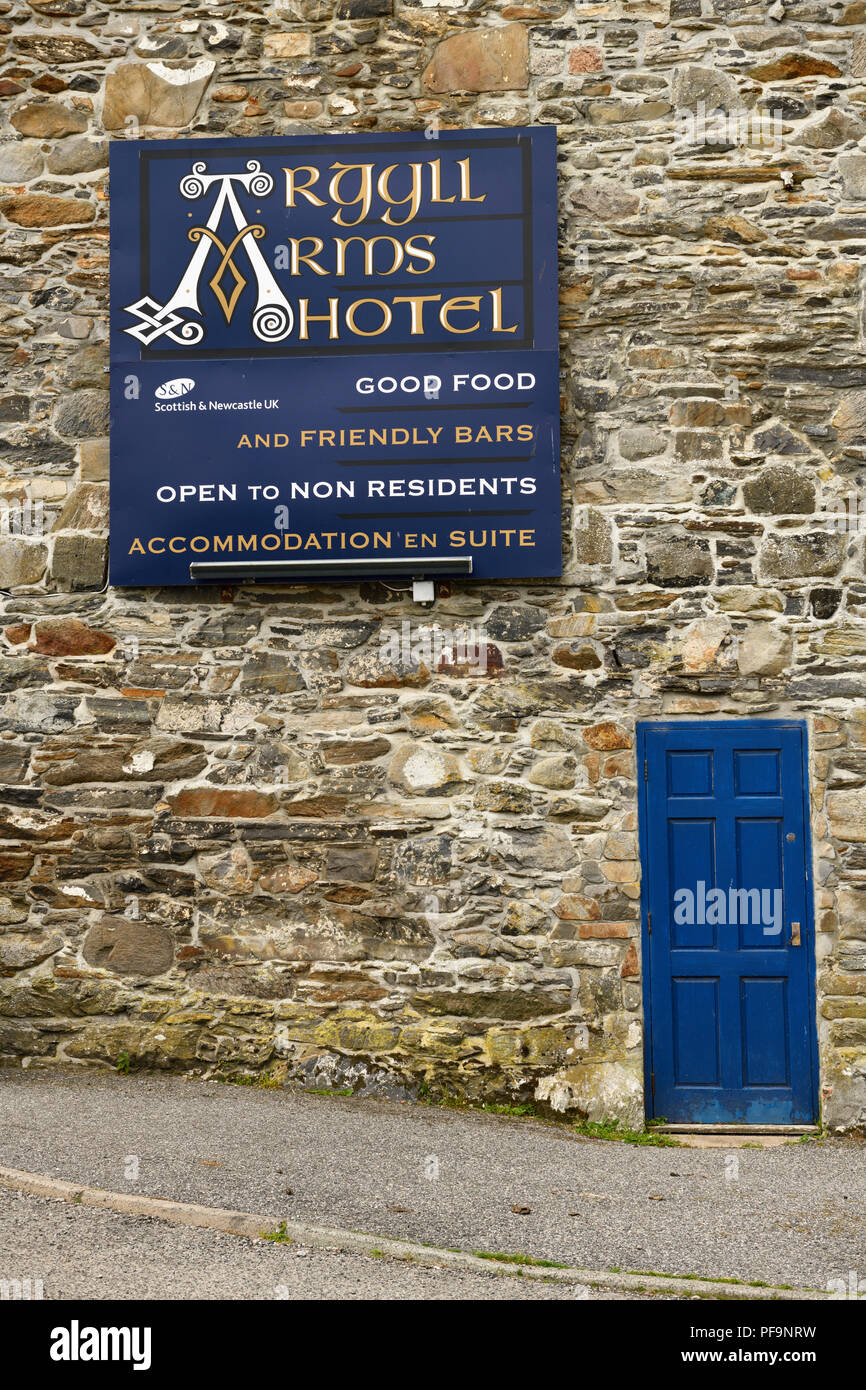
[{"x1": 109, "y1": 128, "x2": 560, "y2": 586}]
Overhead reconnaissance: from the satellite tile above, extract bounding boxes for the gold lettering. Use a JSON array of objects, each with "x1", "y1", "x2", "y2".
[
  {"x1": 283, "y1": 166, "x2": 326, "y2": 209},
  {"x1": 345, "y1": 298, "x2": 392, "y2": 337},
  {"x1": 329, "y1": 162, "x2": 373, "y2": 227},
  {"x1": 404, "y1": 233, "x2": 437, "y2": 274},
  {"x1": 458, "y1": 157, "x2": 485, "y2": 204},
  {"x1": 393, "y1": 294, "x2": 441, "y2": 335},
  {"x1": 378, "y1": 162, "x2": 422, "y2": 227},
  {"x1": 335, "y1": 235, "x2": 404, "y2": 277},
  {"x1": 490, "y1": 287, "x2": 518, "y2": 333},
  {"x1": 440, "y1": 296, "x2": 481, "y2": 334},
  {"x1": 298, "y1": 298, "x2": 340, "y2": 340},
  {"x1": 289, "y1": 237, "x2": 328, "y2": 276},
  {"x1": 429, "y1": 159, "x2": 456, "y2": 206}
]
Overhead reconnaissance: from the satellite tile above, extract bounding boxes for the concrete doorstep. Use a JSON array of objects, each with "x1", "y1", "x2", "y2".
[{"x1": 0, "y1": 1164, "x2": 830, "y2": 1302}]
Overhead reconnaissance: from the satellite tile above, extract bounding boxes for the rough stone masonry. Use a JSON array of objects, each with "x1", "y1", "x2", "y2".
[{"x1": 0, "y1": 0, "x2": 865, "y2": 1131}]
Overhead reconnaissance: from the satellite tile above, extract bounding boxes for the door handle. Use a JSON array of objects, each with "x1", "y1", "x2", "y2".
[{"x1": 788, "y1": 921, "x2": 801, "y2": 947}]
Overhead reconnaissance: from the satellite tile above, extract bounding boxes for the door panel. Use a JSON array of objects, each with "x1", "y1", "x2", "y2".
[
  {"x1": 672, "y1": 977, "x2": 719, "y2": 1085},
  {"x1": 639, "y1": 721, "x2": 818, "y2": 1125}
]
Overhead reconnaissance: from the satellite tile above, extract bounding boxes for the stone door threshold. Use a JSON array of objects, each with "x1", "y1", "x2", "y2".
[
  {"x1": 655, "y1": 1124, "x2": 819, "y2": 1134},
  {"x1": 654, "y1": 1123, "x2": 820, "y2": 1149}
]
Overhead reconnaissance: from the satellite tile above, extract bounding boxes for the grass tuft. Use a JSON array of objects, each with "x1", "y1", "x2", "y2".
[
  {"x1": 215, "y1": 1071, "x2": 282, "y2": 1090},
  {"x1": 260, "y1": 1221, "x2": 292, "y2": 1244},
  {"x1": 473, "y1": 1250, "x2": 569, "y2": 1269},
  {"x1": 573, "y1": 1118, "x2": 680, "y2": 1147}
]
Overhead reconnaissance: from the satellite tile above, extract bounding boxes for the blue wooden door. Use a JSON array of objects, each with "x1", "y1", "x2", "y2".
[{"x1": 638, "y1": 721, "x2": 818, "y2": 1124}]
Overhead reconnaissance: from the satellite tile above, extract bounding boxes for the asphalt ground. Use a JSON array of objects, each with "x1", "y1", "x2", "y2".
[
  {"x1": 0, "y1": 1069, "x2": 862, "y2": 1290},
  {"x1": 2, "y1": 1187, "x2": 639, "y2": 1301}
]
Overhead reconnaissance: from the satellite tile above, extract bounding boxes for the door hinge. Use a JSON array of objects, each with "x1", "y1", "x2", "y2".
[
  {"x1": 650, "y1": 1072, "x2": 655, "y2": 1098},
  {"x1": 644, "y1": 758, "x2": 648, "y2": 781},
  {"x1": 647, "y1": 911, "x2": 652, "y2": 936}
]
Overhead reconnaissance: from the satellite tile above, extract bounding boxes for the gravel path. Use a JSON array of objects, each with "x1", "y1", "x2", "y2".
[
  {"x1": 0, "y1": 1069, "x2": 862, "y2": 1290},
  {"x1": 0, "y1": 1188, "x2": 649, "y2": 1301}
]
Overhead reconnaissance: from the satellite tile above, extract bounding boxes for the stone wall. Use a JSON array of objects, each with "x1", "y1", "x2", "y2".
[{"x1": 1, "y1": 0, "x2": 865, "y2": 1130}]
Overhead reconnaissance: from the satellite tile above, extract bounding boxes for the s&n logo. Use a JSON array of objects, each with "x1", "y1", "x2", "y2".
[{"x1": 155, "y1": 378, "x2": 195, "y2": 400}]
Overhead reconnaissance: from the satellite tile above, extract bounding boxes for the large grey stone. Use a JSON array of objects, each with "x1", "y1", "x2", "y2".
[
  {"x1": 742, "y1": 465, "x2": 815, "y2": 515},
  {"x1": 53, "y1": 391, "x2": 110, "y2": 440},
  {"x1": 794, "y1": 109, "x2": 866, "y2": 150},
  {"x1": 838, "y1": 154, "x2": 866, "y2": 200},
  {"x1": 389, "y1": 744, "x2": 463, "y2": 796},
  {"x1": 54, "y1": 482, "x2": 109, "y2": 533},
  {"x1": 79, "y1": 438, "x2": 109, "y2": 482},
  {"x1": 574, "y1": 508, "x2": 613, "y2": 565},
  {"x1": 83, "y1": 918, "x2": 174, "y2": 977},
  {"x1": 671, "y1": 63, "x2": 739, "y2": 113},
  {"x1": 0, "y1": 538, "x2": 47, "y2": 588},
  {"x1": 827, "y1": 790, "x2": 866, "y2": 843},
  {"x1": 46, "y1": 139, "x2": 109, "y2": 176},
  {"x1": 0, "y1": 142, "x2": 43, "y2": 184},
  {"x1": 573, "y1": 179, "x2": 640, "y2": 220},
  {"x1": 49, "y1": 535, "x2": 107, "y2": 590},
  {"x1": 736, "y1": 624, "x2": 793, "y2": 677},
  {"x1": 832, "y1": 390, "x2": 866, "y2": 443},
  {"x1": 0, "y1": 932, "x2": 63, "y2": 971},
  {"x1": 618, "y1": 426, "x2": 667, "y2": 461},
  {"x1": 0, "y1": 897, "x2": 28, "y2": 925},
  {"x1": 486, "y1": 604, "x2": 545, "y2": 642},
  {"x1": 646, "y1": 534, "x2": 713, "y2": 587},
  {"x1": 535, "y1": 1060, "x2": 643, "y2": 1128},
  {"x1": 761, "y1": 533, "x2": 845, "y2": 580}
]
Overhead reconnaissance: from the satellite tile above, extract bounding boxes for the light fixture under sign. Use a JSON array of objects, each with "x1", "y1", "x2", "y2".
[{"x1": 188, "y1": 555, "x2": 474, "y2": 582}]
